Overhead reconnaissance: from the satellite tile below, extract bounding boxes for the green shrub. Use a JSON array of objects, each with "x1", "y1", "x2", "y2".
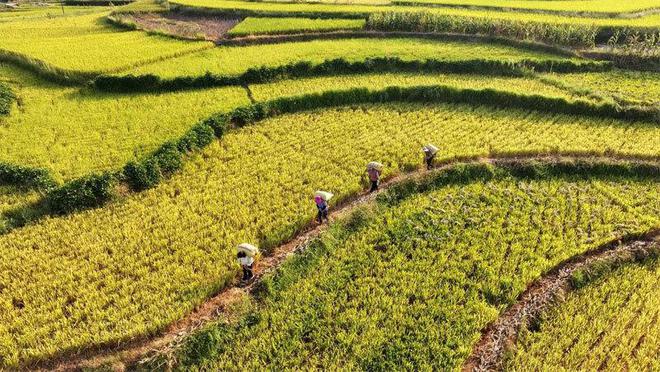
[
  {"x1": 46, "y1": 173, "x2": 114, "y2": 214},
  {"x1": 0, "y1": 82, "x2": 15, "y2": 116},
  {"x1": 153, "y1": 141, "x2": 184, "y2": 175},
  {"x1": 124, "y1": 158, "x2": 162, "y2": 191},
  {"x1": 0, "y1": 162, "x2": 56, "y2": 189},
  {"x1": 177, "y1": 122, "x2": 216, "y2": 152}
]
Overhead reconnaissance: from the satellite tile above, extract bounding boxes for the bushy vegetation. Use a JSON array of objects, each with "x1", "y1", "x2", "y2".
[
  {"x1": 506, "y1": 257, "x2": 660, "y2": 370},
  {"x1": 159, "y1": 172, "x2": 659, "y2": 370},
  {"x1": 0, "y1": 82, "x2": 14, "y2": 116},
  {"x1": 0, "y1": 100, "x2": 658, "y2": 367},
  {"x1": 228, "y1": 16, "x2": 365, "y2": 36},
  {"x1": 367, "y1": 11, "x2": 600, "y2": 47}
]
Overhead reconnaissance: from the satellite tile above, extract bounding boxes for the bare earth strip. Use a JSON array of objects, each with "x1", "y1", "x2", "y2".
[
  {"x1": 462, "y1": 230, "x2": 660, "y2": 371},
  {"x1": 26, "y1": 154, "x2": 659, "y2": 372}
]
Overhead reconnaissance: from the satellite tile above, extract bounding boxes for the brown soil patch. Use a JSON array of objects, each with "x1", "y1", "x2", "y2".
[
  {"x1": 120, "y1": 12, "x2": 242, "y2": 41},
  {"x1": 462, "y1": 232, "x2": 660, "y2": 371}
]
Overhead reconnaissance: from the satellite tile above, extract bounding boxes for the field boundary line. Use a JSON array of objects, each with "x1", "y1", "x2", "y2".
[
  {"x1": 462, "y1": 230, "x2": 660, "y2": 371},
  {"x1": 27, "y1": 155, "x2": 660, "y2": 371}
]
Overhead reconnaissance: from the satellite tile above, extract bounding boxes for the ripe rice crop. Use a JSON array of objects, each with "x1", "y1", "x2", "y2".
[
  {"x1": 228, "y1": 16, "x2": 365, "y2": 36},
  {"x1": 248, "y1": 72, "x2": 585, "y2": 102},
  {"x1": 0, "y1": 186, "x2": 40, "y2": 233},
  {"x1": 166, "y1": 176, "x2": 660, "y2": 370},
  {"x1": 542, "y1": 70, "x2": 660, "y2": 108},
  {"x1": 0, "y1": 102, "x2": 657, "y2": 367},
  {"x1": 0, "y1": 12, "x2": 213, "y2": 73},
  {"x1": 0, "y1": 63, "x2": 249, "y2": 181},
  {"x1": 125, "y1": 37, "x2": 578, "y2": 78},
  {"x1": 505, "y1": 258, "x2": 660, "y2": 370}
]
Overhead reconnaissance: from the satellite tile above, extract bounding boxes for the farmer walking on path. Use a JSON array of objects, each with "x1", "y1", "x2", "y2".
[
  {"x1": 237, "y1": 243, "x2": 258, "y2": 284},
  {"x1": 367, "y1": 162, "x2": 383, "y2": 193},
  {"x1": 422, "y1": 144, "x2": 439, "y2": 170},
  {"x1": 314, "y1": 191, "x2": 333, "y2": 224}
]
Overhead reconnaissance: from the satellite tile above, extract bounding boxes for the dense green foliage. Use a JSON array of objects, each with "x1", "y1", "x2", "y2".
[
  {"x1": 0, "y1": 81, "x2": 14, "y2": 115},
  {"x1": 228, "y1": 17, "x2": 365, "y2": 36},
  {"x1": 163, "y1": 171, "x2": 659, "y2": 370},
  {"x1": 506, "y1": 257, "x2": 660, "y2": 370},
  {"x1": 367, "y1": 11, "x2": 603, "y2": 47}
]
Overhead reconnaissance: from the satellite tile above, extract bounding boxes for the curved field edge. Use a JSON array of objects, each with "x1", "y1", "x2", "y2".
[
  {"x1": 463, "y1": 234, "x2": 660, "y2": 371},
  {"x1": 502, "y1": 249, "x2": 660, "y2": 370},
  {"x1": 94, "y1": 54, "x2": 605, "y2": 93},
  {"x1": 11, "y1": 84, "x2": 659, "y2": 228},
  {"x1": 27, "y1": 156, "x2": 660, "y2": 371}
]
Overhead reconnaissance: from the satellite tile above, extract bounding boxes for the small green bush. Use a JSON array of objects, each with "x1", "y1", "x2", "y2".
[
  {"x1": 46, "y1": 173, "x2": 114, "y2": 214},
  {"x1": 124, "y1": 158, "x2": 162, "y2": 191}
]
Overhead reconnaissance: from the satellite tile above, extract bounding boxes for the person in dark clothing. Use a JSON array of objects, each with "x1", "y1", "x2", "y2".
[
  {"x1": 423, "y1": 146, "x2": 437, "y2": 170},
  {"x1": 237, "y1": 251, "x2": 254, "y2": 282},
  {"x1": 315, "y1": 195, "x2": 329, "y2": 224},
  {"x1": 367, "y1": 167, "x2": 381, "y2": 193}
]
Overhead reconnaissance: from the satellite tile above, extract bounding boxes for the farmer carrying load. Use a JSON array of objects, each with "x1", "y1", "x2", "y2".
[
  {"x1": 237, "y1": 243, "x2": 258, "y2": 283},
  {"x1": 314, "y1": 191, "x2": 333, "y2": 224},
  {"x1": 422, "y1": 144, "x2": 439, "y2": 170},
  {"x1": 367, "y1": 162, "x2": 383, "y2": 193}
]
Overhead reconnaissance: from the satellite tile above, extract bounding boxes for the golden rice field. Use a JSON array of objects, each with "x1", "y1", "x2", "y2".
[
  {"x1": 506, "y1": 258, "x2": 660, "y2": 370},
  {"x1": 0, "y1": 102, "x2": 659, "y2": 366},
  {"x1": 0, "y1": 0, "x2": 659, "y2": 369}
]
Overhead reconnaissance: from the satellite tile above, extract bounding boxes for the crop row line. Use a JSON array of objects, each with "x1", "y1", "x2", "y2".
[{"x1": 33, "y1": 156, "x2": 660, "y2": 371}]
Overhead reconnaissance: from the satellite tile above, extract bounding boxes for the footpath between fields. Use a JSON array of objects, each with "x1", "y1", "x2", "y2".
[{"x1": 30, "y1": 154, "x2": 660, "y2": 371}]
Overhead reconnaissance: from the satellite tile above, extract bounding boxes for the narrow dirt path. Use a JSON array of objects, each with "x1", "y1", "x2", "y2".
[
  {"x1": 462, "y1": 230, "x2": 660, "y2": 371},
  {"x1": 29, "y1": 154, "x2": 658, "y2": 371}
]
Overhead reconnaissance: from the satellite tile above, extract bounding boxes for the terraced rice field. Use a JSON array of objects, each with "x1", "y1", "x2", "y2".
[
  {"x1": 166, "y1": 174, "x2": 660, "y2": 370},
  {"x1": 0, "y1": 0, "x2": 658, "y2": 369},
  {"x1": 123, "y1": 37, "x2": 577, "y2": 78},
  {"x1": 0, "y1": 102, "x2": 658, "y2": 367},
  {"x1": 506, "y1": 258, "x2": 660, "y2": 370}
]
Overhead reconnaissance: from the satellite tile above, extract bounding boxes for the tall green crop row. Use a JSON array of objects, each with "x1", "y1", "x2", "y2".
[
  {"x1": 0, "y1": 103, "x2": 658, "y2": 367},
  {"x1": 164, "y1": 175, "x2": 660, "y2": 370},
  {"x1": 506, "y1": 258, "x2": 660, "y2": 370},
  {"x1": 367, "y1": 12, "x2": 600, "y2": 47}
]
